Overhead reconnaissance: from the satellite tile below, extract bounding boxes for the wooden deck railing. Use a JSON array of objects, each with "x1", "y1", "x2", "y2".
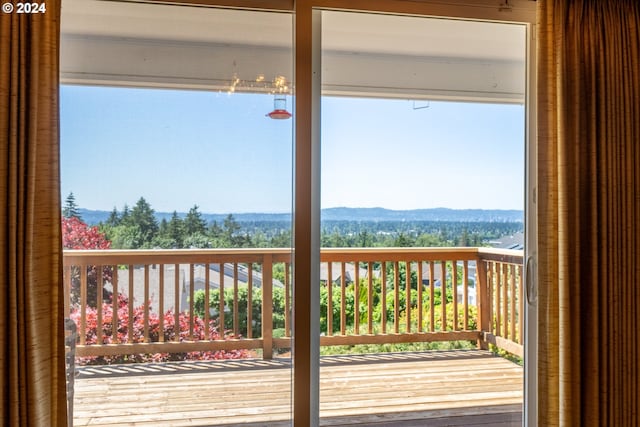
[{"x1": 63, "y1": 247, "x2": 523, "y2": 360}]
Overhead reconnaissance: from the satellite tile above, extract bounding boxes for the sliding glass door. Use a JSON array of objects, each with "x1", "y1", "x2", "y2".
[
  {"x1": 317, "y1": 10, "x2": 529, "y2": 426},
  {"x1": 61, "y1": 2, "x2": 294, "y2": 425}
]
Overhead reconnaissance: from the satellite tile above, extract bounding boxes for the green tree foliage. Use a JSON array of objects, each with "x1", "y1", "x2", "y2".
[
  {"x1": 154, "y1": 211, "x2": 186, "y2": 248},
  {"x1": 62, "y1": 192, "x2": 82, "y2": 220},
  {"x1": 106, "y1": 207, "x2": 120, "y2": 227},
  {"x1": 184, "y1": 205, "x2": 207, "y2": 235},
  {"x1": 103, "y1": 198, "x2": 160, "y2": 249},
  {"x1": 129, "y1": 197, "x2": 158, "y2": 245},
  {"x1": 393, "y1": 232, "x2": 414, "y2": 247},
  {"x1": 109, "y1": 224, "x2": 144, "y2": 249},
  {"x1": 269, "y1": 230, "x2": 292, "y2": 248}
]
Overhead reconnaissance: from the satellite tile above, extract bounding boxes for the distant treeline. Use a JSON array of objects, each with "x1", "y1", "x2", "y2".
[
  {"x1": 320, "y1": 220, "x2": 522, "y2": 247},
  {"x1": 63, "y1": 193, "x2": 523, "y2": 249}
]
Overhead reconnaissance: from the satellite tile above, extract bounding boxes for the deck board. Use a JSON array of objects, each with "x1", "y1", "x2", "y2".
[{"x1": 73, "y1": 350, "x2": 522, "y2": 426}]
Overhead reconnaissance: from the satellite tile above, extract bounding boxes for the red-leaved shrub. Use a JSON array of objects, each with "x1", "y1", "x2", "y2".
[
  {"x1": 70, "y1": 294, "x2": 248, "y2": 365},
  {"x1": 62, "y1": 216, "x2": 114, "y2": 307}
]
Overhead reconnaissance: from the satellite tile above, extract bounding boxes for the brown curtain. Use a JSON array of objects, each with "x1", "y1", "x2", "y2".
[
  {"x1": 537, "y1": 0, "x2": 640, "y2": 425},
  {"x1": 0, "y1": 3, "x2": 67, "y2": 426}
]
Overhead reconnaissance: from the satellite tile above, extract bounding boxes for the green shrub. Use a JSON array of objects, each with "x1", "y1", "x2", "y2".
[
  {"x1": 193, "y1": 281, "x2": 477, "y2": 339},
  {"x1": 409, "y1": 304, "x2": 478, "y2": 332},
  {"x1": 320, "y1": 284, "x2": 356, "y2": 333},
  {"x1": 193, "y1": 286, "x2": 287, "y2": 338}
]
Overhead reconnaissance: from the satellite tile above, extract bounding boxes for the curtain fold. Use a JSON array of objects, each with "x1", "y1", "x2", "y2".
[
  {"x1": 0, "y1": 4, "x2": 67, "y2": 426},
  {"x1": 537, "y1": 1, "x2": 640, "y2": 425}
]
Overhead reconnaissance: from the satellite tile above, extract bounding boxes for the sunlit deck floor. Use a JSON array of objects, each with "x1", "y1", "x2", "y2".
[{"x1": 73, "y1": 350, "x2": 523, "y2": 427}]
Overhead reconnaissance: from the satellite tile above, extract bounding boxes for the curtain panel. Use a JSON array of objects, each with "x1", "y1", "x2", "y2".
[
  {"x1": 537, "y1": 1, "x2": 640, "y2": 425},
  {"x1": 0, "y1": 4, "x2": 67, "y2": 426}
]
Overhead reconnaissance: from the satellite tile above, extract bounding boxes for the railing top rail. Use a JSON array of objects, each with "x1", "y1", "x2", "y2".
[
  {"x1": 320, "y1": 247, "x2": 480, "y2": 262},
  {"x1": 63, "y1": 248, "x2": 293, "y2": 256},
  {"x1": 63, "y1": 248, "x2": 292, "y2": 265},
  {"x1": 63, "y1": 247, "x2": 524, "y2": 265},
  {"x1": 476, "y1": 247, "x2": 524, "y2": 264}
]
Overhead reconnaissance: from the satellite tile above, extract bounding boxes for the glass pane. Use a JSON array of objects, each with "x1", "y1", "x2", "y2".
[
  {"x1": 319, "y1": 10, "x2": 526, "y2": 425},
  {"x1": 60, "y1": 2, "x2": 294, "y2": 425}
]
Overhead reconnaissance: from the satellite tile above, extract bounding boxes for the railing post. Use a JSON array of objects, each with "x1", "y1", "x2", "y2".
[
  {"x1": 262, "y1": 254, "x2": 273, "y2": 360},
  {"x1": 476, "y1": 255, "x2": 490, "y2": 350}
]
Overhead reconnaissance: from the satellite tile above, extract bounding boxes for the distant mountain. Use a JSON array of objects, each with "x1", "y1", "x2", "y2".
[{"x1": 77, "y1": 207, "x2": 522, "y2": 226}]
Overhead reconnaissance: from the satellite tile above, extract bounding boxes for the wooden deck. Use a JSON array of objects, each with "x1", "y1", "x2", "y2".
[{"x1": 73, "y1": 350, "x2": 523, "y2": 427}]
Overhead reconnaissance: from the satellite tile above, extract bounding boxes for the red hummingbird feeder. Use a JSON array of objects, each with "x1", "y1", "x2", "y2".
[{"x1": 266, "y1": 95, "x2": 292, "y2": 120}]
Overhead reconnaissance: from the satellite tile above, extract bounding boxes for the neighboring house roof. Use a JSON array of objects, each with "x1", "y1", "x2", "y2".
[
  {"x1": 489, "y1": 232, "x2": 525, "y2": 250},
  {"x1": 319, "y1": 262, "x2": 372, "y2": 284},
  {"x1": 420, "y1": 261, "x2": 477, "y2": 287}
]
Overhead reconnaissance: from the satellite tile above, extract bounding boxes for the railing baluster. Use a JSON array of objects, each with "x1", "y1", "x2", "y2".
[
  {"x1": 417, "y1": 261, "x2": 423, "y2": 333},
  {"x1": 285, "y1": 262, "x2": 291, "y2": 337},
  {"x1": 463, "y1": 261, "x2": 469, "y2": 331},
  {"x1": 174, "y1": 264, "x2": 179, "y2": 342},
  {"x1": 381, "y1": 261, "x2": 386, "y2": 334},
  {"x1": 144, "y1": 265, "x2": 150, "y2": 343},
  {"x1": 394, "y1": 261, "x2": 399, "y2": 334},
  {"x1": 233, "y1": 263, "x2": 239, "y2": 337},
  {"x1": 262, "y1": 255, "x2": 273, "y2": 359},
  {"x1": 219, "y1": 263, "x2": 225, "y2": 339},
  {"x1": 97, "y1": 266, "x2": 103, "y2": 345},
  {"x1": 405, "y1": 260, "x2": 411, "y2": 333},
  {"x1": 128, "y1": 265, "x2": 134, "y2": 344},
  {"x1": 490, "y1": 262, "x2": 496, "y2": 334},
  {"x1": 327, "y1": 262, "x2": 333, "y2": 336},
  {"x1": 491, "y1": 262, "x2": 502, "y2": 335},
  {"x1": 429, "y1": 262, "x2": 435, "y2": 332},
  {"x1": 159, "y1": 264, "x2": 165, "y2": 342},
  {"x1": 204, "y1": 264, "x2": 210, "y2": 339},
  {"x1": 367, "y1": 261, "x2": 373, "y2": 335},
  {"x1": 112, "y1": 266, "x2": 119, "y2": 343},
  {"x1": 502, "y1": 263, "x2": 508, "y2": 338},
  {"x1": 452, "y1": 260, "x2": 458, "y2": 331},
  {"x1": 80, "y1": 265, "x2": 87, "y2": 345},
  {"x1": 341, "y1": 262, "x2": 347, "y2": 335},
  {"x1": 354, "y1": 262, "x2": 360, "y2": 334},
  {"x1": 476, "y1": 258, "x2": 488, "y2": 349},
  {"x1": 247, "y1": 264, "x2": 253, "y2": 339},
  {"x1": 189, "y1": 264, "x2": 195, "y2": 340},
  {"x1": 440, "y1": 261, "x2": 446, "y2": 332},
  {"x1": 510, "y1": 264, "x2": 516, "y2": 341}
]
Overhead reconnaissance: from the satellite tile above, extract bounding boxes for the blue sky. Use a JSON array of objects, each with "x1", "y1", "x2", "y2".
[{"x1": 61, "y1": 85, "x2": 524, "y2": 214}]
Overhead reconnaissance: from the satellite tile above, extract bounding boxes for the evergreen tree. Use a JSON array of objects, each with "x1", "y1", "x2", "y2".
[
  {"x1": 393, "y1": 232, "x2": 413, "y2": 247},
  {"x1": 167, "y1": 211, "x2": 184, "y2": 247},
  {"x1": 129, "y1": 197, "x2": 158, "y2": 246},
  {"x1": 184, "y1": 205, "x2": 207, "y2": 235},
  {"x1": 158, "y1": 218, "x2": 169, "y2": 235},
  {"x1": 209, "y1": 221, "x2": 223, "y2": 241},
  {"x1": 223, "y1": 214, "x2": 241, "y2": 239},
  {"x1": 355, "y1": 230, "x2": 374, "y2": 247},
  {"x1": 106, "y1": 207, "x2": 120, "y2": 227},
  {"x1": 62, "y1": 192, "x2": 82, "y2": 220},
  {"x1": 222, "y1": 214, "x2": 250, "y2": 247},
  {"x1": 120, "y1": 204, "x2": 131, "y2": 224}
]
